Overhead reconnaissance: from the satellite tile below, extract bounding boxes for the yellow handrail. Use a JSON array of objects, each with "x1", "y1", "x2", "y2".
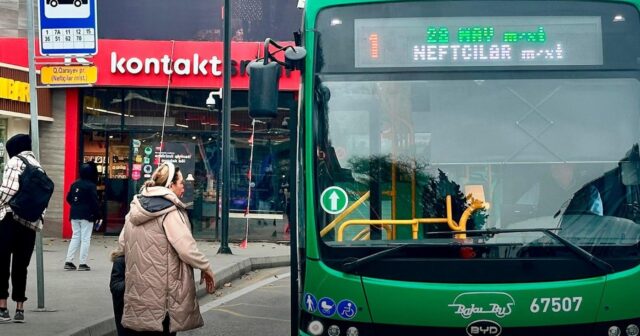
[
  {"x1": 320, "y1": 191, "x2": 370, "y2": 237},
  {"x1": 456, "y1": 198, "x2": 485, "y2": 239},
  {"x1": 391, "y1": 160, "x2": 397, "y2": 239},
  {"x1": 352, "y1": 228, "x2": 369, "y2": 241},
  {"x1": 337, "y1": 219, "x2": 419, "y2": 242},
  {"x1": 335, "y1": 195, "x2": 486, "y2": 241}
]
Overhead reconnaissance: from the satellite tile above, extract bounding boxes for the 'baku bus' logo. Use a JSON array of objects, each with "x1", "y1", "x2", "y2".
[{"x1": 448, "y1": 292, "x2": 515, "y2": 319}]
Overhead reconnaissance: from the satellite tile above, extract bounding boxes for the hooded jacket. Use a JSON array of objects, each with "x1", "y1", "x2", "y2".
[
  {"x1": 66, "y1": 164, "x2": 100, "y2": 221},
  {"x1": 119, "y1": 186, "x2": 210, "y2": 333}
]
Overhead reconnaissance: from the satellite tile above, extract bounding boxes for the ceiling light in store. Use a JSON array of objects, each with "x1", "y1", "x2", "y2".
[
  {"x1": 86, "y1": 106, "x2": 134, "y2": 118},
  {"x1": 176, "y1": 124, "x2": 189, "y2": 128}
]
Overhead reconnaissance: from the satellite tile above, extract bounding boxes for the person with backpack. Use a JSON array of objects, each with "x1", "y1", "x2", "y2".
[
  {"x1": 0, "y1": 134, "x2": 53, "y2": 324},
  {"x1": 64, "y1": 163, "x2": 100, "y2": 271}
]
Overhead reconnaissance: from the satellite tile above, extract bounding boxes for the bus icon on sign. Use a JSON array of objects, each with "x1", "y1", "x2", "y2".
[{"x1": 46, "y1": 0, "x2": 88, "y2": 7}]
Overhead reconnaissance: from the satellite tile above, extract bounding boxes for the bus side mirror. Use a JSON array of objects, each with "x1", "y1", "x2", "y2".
[
  {"x1": 248, "y1": 39, "x2": 306, "y2": 119},
  {"x1": 248, "y1": 60, "x2": 281, "y2": 119}
]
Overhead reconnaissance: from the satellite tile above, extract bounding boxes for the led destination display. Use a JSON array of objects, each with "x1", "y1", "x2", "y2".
[{"x1": 354, "y1": 16, "x2": 603, "y2": 67}]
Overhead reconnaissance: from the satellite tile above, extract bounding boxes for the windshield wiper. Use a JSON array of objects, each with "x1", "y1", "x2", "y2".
[
  {"x1": 342, "y1": 243, "x2": 421, "y2": 272},
  {"x1": 426, "y1": 228, "x2": 615, "y2": 275},
  {"x1": 541, "y1": 229, "x2": 615, "y2": 275},
  {"x1": 342, "y1": 230, "x2": 551, "y2": 272}
]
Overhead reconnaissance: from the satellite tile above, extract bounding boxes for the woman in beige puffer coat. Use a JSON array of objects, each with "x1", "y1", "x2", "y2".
[{"x1": 119, "y1": 162, "x2": 215, "y2": 335}]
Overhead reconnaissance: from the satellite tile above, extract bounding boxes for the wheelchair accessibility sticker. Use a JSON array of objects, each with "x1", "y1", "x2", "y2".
[
  {"x1": 304, "y1": 293, "x2": 317, "y2": 313},
  {"x1": 337, "y1": 300, "x2": 357, "y2": 319},
  {"x1": 318, "y1": 297, "x2": 337, "y2": 317}
]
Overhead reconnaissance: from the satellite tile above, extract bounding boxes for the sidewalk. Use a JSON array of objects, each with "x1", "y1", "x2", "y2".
[{"x1": 0, "y1": 237, "x2": 290, "y2": 336}]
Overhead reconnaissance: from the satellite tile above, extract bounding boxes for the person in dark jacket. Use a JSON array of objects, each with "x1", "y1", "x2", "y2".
[
  {"x1": 64, "y1": 163, "x2": 100, "y2": 271},
  {"x1": 0, "y1": 134, "x2": 45, "y2": 323},
  {"x1": 110, "y1": 249, "x2": 126, "y2": 336}
]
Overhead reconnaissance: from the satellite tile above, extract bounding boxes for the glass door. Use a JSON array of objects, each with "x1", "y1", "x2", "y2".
[{"x1": 104, "y1": 132, "x2": 130, "y2": 234}]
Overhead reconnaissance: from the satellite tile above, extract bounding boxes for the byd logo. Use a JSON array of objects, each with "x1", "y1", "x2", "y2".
[{"x1": 466, "y1": 320, "x2": 502, "y2": 336}]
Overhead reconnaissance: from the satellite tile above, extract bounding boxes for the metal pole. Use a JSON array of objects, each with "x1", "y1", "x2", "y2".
[
  {"x1": 26, "y1": 0, "x2": 45, "y2": 310},
  {"x1": 218, "y1": 0, "x2": 232, "y2": 254},
  {"x1": 214, "y1": 108, "x2": 222, "y2": 239}
]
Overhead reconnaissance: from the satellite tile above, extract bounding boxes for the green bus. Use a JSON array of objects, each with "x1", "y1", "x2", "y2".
[{"x1": 250, "y1": 0, "x2": 640, "y2": 335}]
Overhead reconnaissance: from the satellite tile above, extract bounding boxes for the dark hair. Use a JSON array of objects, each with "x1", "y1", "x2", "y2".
[
  {"x1": 6, "y1": 134, "x2": 32, "y2": 158},
  {"x1": 79, "y1": 163, "x2": 99, "y2": 184}
]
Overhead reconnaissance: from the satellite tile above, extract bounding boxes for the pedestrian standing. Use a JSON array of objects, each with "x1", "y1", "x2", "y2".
[
  {"x1": 64, "y1": 163, "x2": 100, "y2": 271},
  {"x1": 119, "y1": 161, "x2": 215, "y2": 335},
  {"x1": 0, "y1": 134, "x2": 52, "y2": 324}
]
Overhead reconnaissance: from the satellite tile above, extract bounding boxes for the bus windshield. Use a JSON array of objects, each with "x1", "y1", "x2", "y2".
[
  {"x1": 315, "y1": 78, "x2": 640, "y2": 252},
  {"x1": 312, "y1": 1, "x2": 640, "y2": 259}
]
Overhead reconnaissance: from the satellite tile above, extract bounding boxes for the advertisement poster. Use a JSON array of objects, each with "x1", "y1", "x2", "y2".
[{"x1": 131, "y1": 139, "x2": 196, "y2": 204}]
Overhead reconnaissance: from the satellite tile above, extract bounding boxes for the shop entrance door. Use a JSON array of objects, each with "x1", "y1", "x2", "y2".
[
  {"x1": 104, "y1": 133, "x2": 130, "y2": 234},
  {"x1": 81, "y1": 131, "x2": 131, "y2": 235}
]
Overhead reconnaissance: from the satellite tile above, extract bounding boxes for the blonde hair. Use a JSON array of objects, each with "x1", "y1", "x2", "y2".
[{"x1": 143, "y1": 163, "x2": 181, "y2": 189}]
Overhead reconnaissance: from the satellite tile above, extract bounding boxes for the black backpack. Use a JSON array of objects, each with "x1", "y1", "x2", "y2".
[{"x1": 9, "y1": 155, "x2": 55, "y2": 222}]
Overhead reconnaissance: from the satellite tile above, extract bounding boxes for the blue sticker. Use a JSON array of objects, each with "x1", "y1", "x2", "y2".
[
  {"x1": 318, "y1": 297, "x2": 336, "y2": 317},
  {"x1": 304, "y1": 293, "x2": 317, "y2": 313},
  {"x1": 337, "y1": 300, "x2": 357, "y2": 319}
]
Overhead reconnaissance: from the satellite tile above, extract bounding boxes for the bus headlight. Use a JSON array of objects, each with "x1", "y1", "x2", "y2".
[
  {"x1": 328, "y1": 325, "x2": 341, "y2": 336},
  {"x1": 627, "y1": 324, "x2": 639, "y2": 336},
  {"x1": 308, "y1": 321, "x2": 324, "y2": 336},
  {"x1": 610, "y1": 326, "x2": 622, "y2": 336},
  {"x1": 346, "y1": 327, "x2": 359, "y2": 336}
]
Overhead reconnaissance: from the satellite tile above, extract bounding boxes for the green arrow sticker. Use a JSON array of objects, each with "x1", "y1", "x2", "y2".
[{"x1": 320, "y1": 186, "x2": 349, "y2": 215}]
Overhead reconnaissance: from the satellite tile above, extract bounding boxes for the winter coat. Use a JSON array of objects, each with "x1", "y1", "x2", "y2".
[
  {"x1": 67, "y1": 164, "x2": 100, "y2": 221},
  {"x1": 119, "y1": 186, "x2": 210, "y2": 333}
]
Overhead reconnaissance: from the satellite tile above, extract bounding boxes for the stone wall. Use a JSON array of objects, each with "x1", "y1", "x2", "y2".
[
  {"x1": 0, "y1": 0, "x2": 37, "y2": 38},
  {"x1": 39, "y1": 89, "x2": 66, "y2": 237}
]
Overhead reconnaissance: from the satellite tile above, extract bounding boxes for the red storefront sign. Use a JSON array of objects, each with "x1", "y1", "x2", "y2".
[
  {"x1": 0, "y1": 38, "x2": 300, "y2": 90},
  {"x1": 95, "y1": 39, "x2": 299, "y2": 90}
]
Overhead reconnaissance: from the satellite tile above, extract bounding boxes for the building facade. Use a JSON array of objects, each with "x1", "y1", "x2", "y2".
[{"x1": 0, "y1": 0, "x2": 302, "y2": 240}]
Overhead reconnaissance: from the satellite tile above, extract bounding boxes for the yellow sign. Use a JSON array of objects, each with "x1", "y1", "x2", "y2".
[
  {"x1": 0, "y1": 78, "x2": 30, "y2": 103},
  {"x1": 41, "y1": 66, "x2": 97, "y2": 85}
]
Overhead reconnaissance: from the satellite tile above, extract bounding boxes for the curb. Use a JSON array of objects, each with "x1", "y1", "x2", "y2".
[
  {"x1": 64, "y1": 255, "x2": 290, "y2": 336},
  {"x1": 195, "y1": 255, "x2": 290, "y2": 298}
]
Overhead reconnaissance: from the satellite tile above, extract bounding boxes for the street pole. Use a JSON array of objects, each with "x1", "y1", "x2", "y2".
[
  {"x1": 218, "y1": 0, "x2": 232, "y2": 254},
  {"x1": 26, "y1": 0, "x2": 45, "y2": 310},
  {"x1": 214, "y1": 107, "x2": 222, "y2": 239}
]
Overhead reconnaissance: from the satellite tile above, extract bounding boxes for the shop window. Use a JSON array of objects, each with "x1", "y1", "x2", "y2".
[
  {"x1": 122, "y1": 89, "x2": 219, "y2": 132},
  {"x1": 167, "y1": 91, "x2": 220, "y2": 132},
  {"x1": 122, "y1": 89, "x2": 167, "y2": 131},
  {"x1": 228, "y1": 92, "x2": 293, "y2": 215},
  {"x1": 98, "y1": 0, "x2": 301, "y2": 42},
  {"x1": 82, "y1": 89, "x2": 124, "y2": 130}
]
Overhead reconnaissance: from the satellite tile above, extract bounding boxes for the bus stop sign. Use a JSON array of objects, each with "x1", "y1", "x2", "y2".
[{"x1": 38, "y1": 0, "x2": 98, "y2": 57}]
